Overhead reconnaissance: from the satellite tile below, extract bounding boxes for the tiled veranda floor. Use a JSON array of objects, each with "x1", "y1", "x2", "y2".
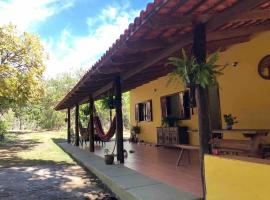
[{"x1": 81, "y1": 140, "x2": 202, "y2": 197}]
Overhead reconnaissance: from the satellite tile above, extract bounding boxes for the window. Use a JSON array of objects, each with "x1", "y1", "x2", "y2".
[
  {"x1": 135, "y1": 100, "x2": 152, "y2": 122},
  {"x1": 160, "y1": 91, "x2": 190, "y2": 120}
]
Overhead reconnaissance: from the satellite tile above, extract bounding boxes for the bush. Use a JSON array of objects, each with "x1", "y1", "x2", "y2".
[{"x1": 0, "y1": 120, "x2": 7, "y2": 141}]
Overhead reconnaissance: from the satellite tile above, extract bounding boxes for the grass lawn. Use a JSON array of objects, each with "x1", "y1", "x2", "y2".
[
  {"x1": 0, "y1": 131, "x2": 117, "y2": 199},
  {"x1": 19, "y1": 131, "x2": 74, "y2": 163},
  {"x1": 0, "y1": 130, "x2": 74, "y2": 167}
]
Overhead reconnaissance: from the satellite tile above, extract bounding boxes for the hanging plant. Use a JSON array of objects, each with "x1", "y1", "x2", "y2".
[
  {"x1": 167, "y1": 49, "x2": 225, "y2": 88},
  {"x1": 101, "y1": 94, "x2": 115, "y2": 110}
]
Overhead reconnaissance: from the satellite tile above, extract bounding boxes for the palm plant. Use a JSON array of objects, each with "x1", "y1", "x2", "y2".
[{"x1": 167, "y1": 49, "x2": 225, "y2": 88}]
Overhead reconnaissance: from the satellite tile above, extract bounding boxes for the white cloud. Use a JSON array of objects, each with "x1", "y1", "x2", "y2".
[
  {"x1": 44, "y1": 4, "x2": 140, "y2": 77},
  {"x1": 0, "y1": 0, "x2": 74, "y2": 31}
]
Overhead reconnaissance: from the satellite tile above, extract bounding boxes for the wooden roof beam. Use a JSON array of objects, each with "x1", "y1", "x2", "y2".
[
  {"x1": 148, "y1": 9, "x2": 270, "y2": 30},
  {"x1": 109, "y1": 54, "x2": 145, "y2": 65},
  {"x1": 207, "y1": 0, "x2": 267, "y2": 31},
  {"x1": 208, "y1": 23, "x2": 270, "y2": 41},
  {"x1": 236, "y1": 9, "x2": 270, "y2": 21},
  {"x1": 93, "y1": 0, "x2": 266, "y2": 98},
  {"x1": 125, "y1": 39, "x2": 167, "y2": 50},
  {"x1": 148, "y1": 15, "x2": 195, "y2": 30}
]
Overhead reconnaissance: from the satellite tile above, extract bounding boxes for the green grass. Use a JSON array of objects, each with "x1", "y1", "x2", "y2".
[
  {"x1": 0, "y1": 131, "x2": 20, "y2": 145},
  {"x1": 18, "y1": 131, "x2": 74, "y2": 164},
  {"x1": 0, "y1": 130, "x2": 75, "y2": 167}
]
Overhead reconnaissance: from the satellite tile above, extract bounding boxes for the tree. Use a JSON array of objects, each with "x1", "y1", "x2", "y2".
[
  {"x1": 0, "y1": 24, "x2": 46, "y2": 111},
  {"x1": 34, "y1": 73, "x2": 77, "y2": 130}
]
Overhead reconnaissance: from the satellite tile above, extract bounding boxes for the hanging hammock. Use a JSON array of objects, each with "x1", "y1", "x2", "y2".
[{"x1": 93, "y1": 115, "x2": 116, "y2": 142}]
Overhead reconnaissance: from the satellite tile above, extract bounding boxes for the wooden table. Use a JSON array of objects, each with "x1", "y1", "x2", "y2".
[
  {"x1": 174, "y1": 144, "x2": 199, "y2": 166},
  {"x1": 212, "y1": 129, "x2": 270, "y2": 156}
]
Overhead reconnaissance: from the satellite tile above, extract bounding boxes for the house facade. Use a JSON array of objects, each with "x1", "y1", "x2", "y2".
[
  {"x1": 55, "y1": 1, "x2": 270, "y2": 199},
  {"x1": 130, "y1": 30, "x2": 270, "y2": 145}
]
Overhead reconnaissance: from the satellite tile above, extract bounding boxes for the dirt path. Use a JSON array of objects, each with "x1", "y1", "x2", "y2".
[{"x1": 0, "y1": 131, "x2": 117, "y2": 200}]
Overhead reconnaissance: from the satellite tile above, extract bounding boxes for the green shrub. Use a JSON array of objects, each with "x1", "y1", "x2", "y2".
[{"x1": 0, "y1": 120, "x2": 7, "y2": 141}]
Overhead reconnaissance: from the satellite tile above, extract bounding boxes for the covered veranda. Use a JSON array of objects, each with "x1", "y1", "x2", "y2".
[
  {"x1": 94, "y1": 141, "x2": 201, "y2": 196},
  {"x1": 55, "y1": 0, "x2": 270, "y2": 199}
]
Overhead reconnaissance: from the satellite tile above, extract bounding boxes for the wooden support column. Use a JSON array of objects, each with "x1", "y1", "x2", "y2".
[
  {"x1": 89, "y1": 95, "x2": 95, "y2": 152},
  {"x1": 114, "y1": 76, "x2": 124, "y2": 163},
  {"x1": 67, "y1": 108, "x2": 71, "y2": 143},
  {"x1": 75, "y1": 104, "x2": 80, "y2": 146},
  {"x1": 192, "y1": 23, "x2": 211, "y2": 199}
]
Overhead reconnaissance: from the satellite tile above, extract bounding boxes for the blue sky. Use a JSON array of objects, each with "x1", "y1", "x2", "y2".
[{"x1": 0, "y1": 0, "x2": 150, "y2": 77}]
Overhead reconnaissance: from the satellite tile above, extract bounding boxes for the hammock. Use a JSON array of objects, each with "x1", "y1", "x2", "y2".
[{"x1": 93, "y1": 115, "x2": 116, "y2": 142}]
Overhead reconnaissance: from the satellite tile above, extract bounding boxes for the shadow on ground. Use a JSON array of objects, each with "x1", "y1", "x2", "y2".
[{"x1": 0, "y1": 131, "x2": 117, "y2": 200}]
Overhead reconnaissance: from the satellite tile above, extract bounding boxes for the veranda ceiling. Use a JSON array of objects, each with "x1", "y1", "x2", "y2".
[{"x1": 55, "y1": 0, "x2": 270, "y2": 110}]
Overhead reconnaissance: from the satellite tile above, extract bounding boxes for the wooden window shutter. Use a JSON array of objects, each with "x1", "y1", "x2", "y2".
[
  {"x1": 179, "y1": 91, "x2": 191, "y2": 119},
  {"x1": 146, "y1": 100, "x2": 152, "y2": 121},
  {"x1": 160, "y1": 97, "x2": 167, "y2": 118},
  {"x1": 135, "y1": 104, "x2": 139, "y2": 121}
]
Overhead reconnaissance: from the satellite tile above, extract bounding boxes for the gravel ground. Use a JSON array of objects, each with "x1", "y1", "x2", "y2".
[{"x1": 0, "y1": 131, "x2": 118, "y2": 200}]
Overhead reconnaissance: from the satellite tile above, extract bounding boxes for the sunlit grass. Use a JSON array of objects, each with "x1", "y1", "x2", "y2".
[{"x1": 17, "y1": 131, "x2": 74, "y2": 164}]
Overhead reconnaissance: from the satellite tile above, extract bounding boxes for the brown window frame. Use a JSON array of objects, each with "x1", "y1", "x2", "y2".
[
  {"x1": 160, "y1": 90, "x2": 191, "y2": 120},
  {"x1": 135, "y1": 100, "x2": 153, "y2": 122}
]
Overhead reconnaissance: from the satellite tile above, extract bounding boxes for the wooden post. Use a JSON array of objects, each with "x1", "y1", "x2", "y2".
[
  {"x1": 192, "y1": 23, "x2": 211, "y2": 199},
  {"x1": 89, "y1": 95, "x2": 95, "y2": 152},
  {"x1": 67, "y1": 108, "x2": 71, "y2": 143},
  {"x1": 75, "y1": 104, "x2": 80, "y2": 147},
  {"x1": 114, "y1": 76, "x2": 124, "y2": 163}
]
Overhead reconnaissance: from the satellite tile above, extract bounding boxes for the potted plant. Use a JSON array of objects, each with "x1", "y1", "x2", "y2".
[
  {"x1": 162, "y1": 116, "x2": 179, "y2": 127},
  {"x1": 104, "y1": 149, "x2": 114, "y2": 165},
  {"x1": 130, "y1": 123, "x2": 140, "y2": 143},
  {"x1": 167, "y1": 49, "x2": 225, "y2": 89},
  {"x1": 131, "y1": 123, "x2": 140, "y2": 134},
  {"x1": 223, "y1": 114, "x2": 238, "y2": 130}
]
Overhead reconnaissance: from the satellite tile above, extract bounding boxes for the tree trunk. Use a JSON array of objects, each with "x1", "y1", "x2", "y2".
[
  {"x1": 19, "y1": 117, "x2": 22, "y2": 130},
  {"x1": 67, "y1": 108, "x2": 71, "y2": 143}
]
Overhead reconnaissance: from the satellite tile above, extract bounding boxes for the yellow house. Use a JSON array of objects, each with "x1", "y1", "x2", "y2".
[
  {"x1": 130, "y1": 30, "x2": 270, "y2": 145},
  {"x1": 56, "y1": 1, "x2": 270, "y2": 199}
]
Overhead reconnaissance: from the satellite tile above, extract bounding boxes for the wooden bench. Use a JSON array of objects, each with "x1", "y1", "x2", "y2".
[
  {"x1": 174, "y1": 145, "x2": 199, "y2": 166},
  {"x1": 211, "y1": 138, "x2": 253, "y2": 156}
]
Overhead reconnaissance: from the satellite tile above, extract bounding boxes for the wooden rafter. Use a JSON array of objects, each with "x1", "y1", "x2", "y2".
[
  {"x1": 125, "y1": 39, "x2": 167, "y2": 50},
  {"x1": 110, "y1": 54, "x2": 145, "y2": 65},
  {"x1": 236, "y1": 9, "x2": 270, "y2": 21},
  {"x1": 55, "y1": 0, "x2": 270, "y2": 110},
  {"x1": 207, "y1": 0, "x2": 267, "y2": 31},
  {"x1": 92, "y1": 0, "x2": 267, "y2": 99},
  {"x1": 149, "y1": 8, "x2": 270, "y2": 31}
]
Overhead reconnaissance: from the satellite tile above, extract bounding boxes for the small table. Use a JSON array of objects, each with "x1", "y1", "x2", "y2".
[
  {"x1": 174, "y1": 144, "x2": 199, "y2": 166},
  {"x1": 212, "y1": 129, "x2": 270, "y2": 156}
]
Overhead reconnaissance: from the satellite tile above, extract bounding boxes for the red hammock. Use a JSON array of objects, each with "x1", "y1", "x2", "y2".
[{"x1": 93, "y1": 116, "x2": 116, "y2": 142}]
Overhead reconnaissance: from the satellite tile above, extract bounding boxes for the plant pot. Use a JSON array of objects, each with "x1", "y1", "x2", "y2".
[
  {"x1": 226, "y1": 124, "x2": 232, "y2": 130},
  {"x1": 104, "y1": 154, "x2": 114, "y2": 165}
]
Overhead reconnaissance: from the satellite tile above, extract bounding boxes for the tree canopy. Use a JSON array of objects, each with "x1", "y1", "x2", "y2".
[{"x1": 0, "y1": 24, "x2": 47, "y2": 111}]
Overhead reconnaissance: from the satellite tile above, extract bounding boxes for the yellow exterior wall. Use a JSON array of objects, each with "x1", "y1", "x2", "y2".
[
  {"x1": 130, "y1": 76, "x2": 199, "y2": 144},
  {"x1": 130, "y1": 31, "x2": 270, "y2": 144},
  {"x1": 205, "y1": 155, "x2": 270, "y2": 200}
]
